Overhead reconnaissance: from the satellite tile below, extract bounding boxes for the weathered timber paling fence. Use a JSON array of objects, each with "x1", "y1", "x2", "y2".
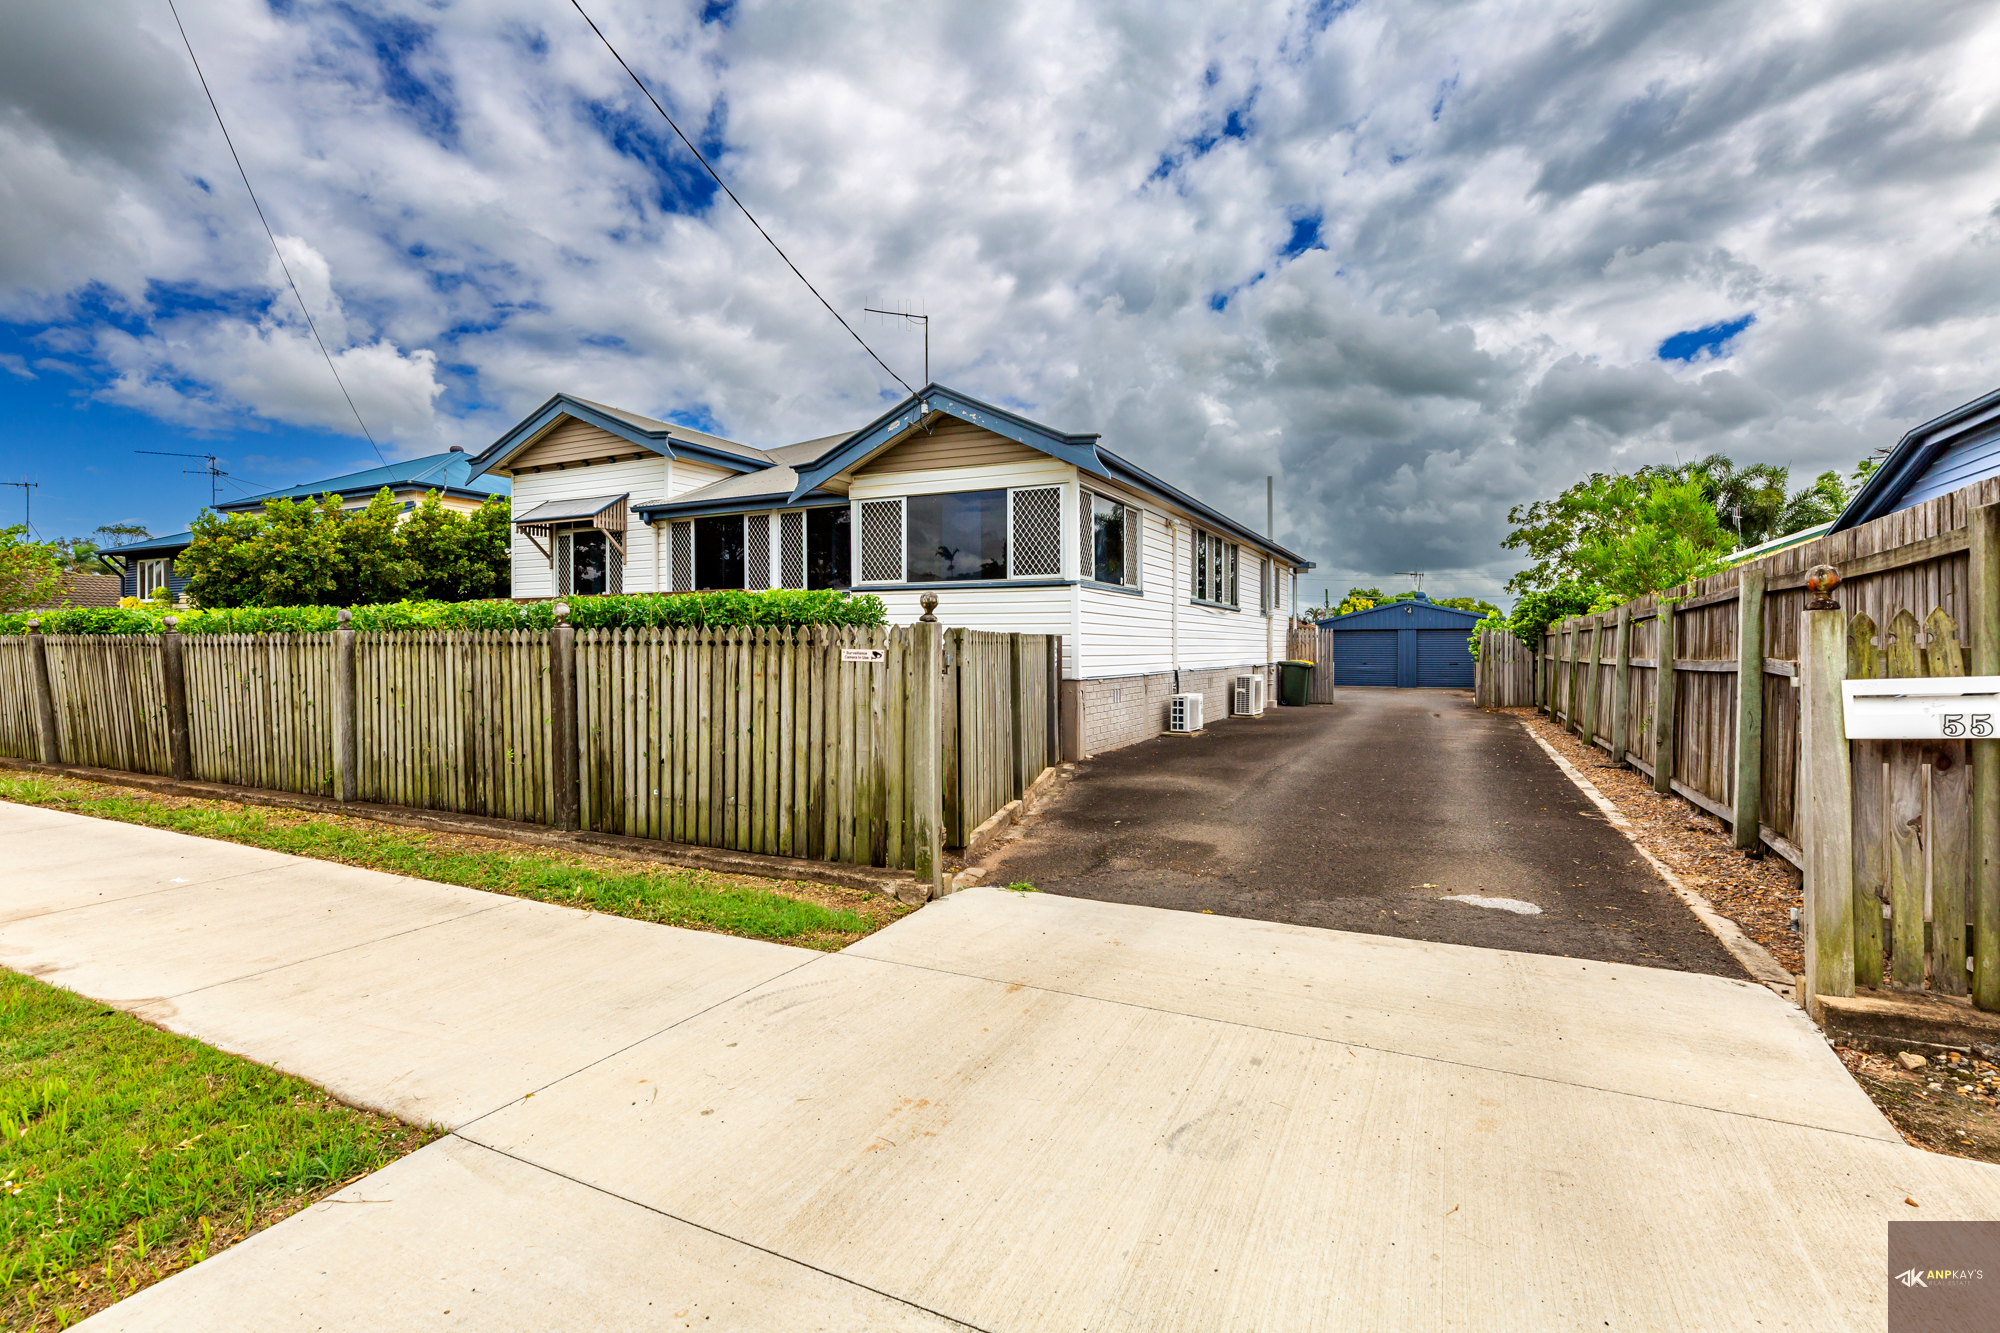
[
  {"x1": 0, "y1": 608, "x2": 1057, "y2": 897},
  {"x1": 1473, "y1": 629, "x2": 1537, "y2": 707},
  {"x1": 1522, "y1": 479, "x2": 2000, "y2": 1013}
]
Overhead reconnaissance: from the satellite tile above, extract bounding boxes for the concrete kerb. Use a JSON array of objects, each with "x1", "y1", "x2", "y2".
[
  {"x1": 947, "y1": 763, "x2": 1071, "y2": 893},
  {"x1": 1518, "y1": 721, "x2": 1799, "y2": 1002},
  {"x1": 0, "y1": 756, "x2": 927, "y2": 905}
]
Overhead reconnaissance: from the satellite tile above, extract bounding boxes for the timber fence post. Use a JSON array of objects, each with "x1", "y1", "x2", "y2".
[
  {"x1": 551, "y1": 601, "x2": 580, "y2": 832},
  {"x1": 1800, "y1": 565, "x2": 1854, "y2": 1012},
  {"x1": 1971, "y1": 505, "x2": 2000, "y2": 1010},
  {"x1": 1652, "y1": 602, "x2": 1677, "y2": 795},
  {"x1": 1581, "y1": 616, "x2": 1604, "y2": 747},
  {"x1": 25, "y1": 620, "x2": 59, "y2": 766},
  {"x1": 160, "y1": 615, "x2": 192, "y2": 781},
  {"x1": 1566, "y1": 619, "x2": 1583, "y2": 735},
  {"x1": 910, "y1": 594, "x2": 944, "y2": 899},
  {"x1": 1009, "y1": 631, "x2": 1026, "y2": 799},
  {"x1": 1610, "y1": 606, "x2": 1632, "y2": 766},
  {"x1": 334, "y1": 609, "x2": 357, "y2": 802},
  {"x1": 1733, "y1": 570, "x2": 1767, "y2": 851}
]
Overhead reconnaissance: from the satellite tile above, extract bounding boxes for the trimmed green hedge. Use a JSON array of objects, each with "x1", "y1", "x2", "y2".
[{"x1": 0, "y1": 590, "x2": 888, "y2": 637}]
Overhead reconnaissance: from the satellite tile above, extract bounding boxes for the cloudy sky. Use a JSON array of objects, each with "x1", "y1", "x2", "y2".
[{"x1": 3, "y1": 0, "x2": 1998, "y2": 604}]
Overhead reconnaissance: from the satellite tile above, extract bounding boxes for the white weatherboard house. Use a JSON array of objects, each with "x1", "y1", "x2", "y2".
[{"x1": 466, "y1": 384, "x2": 1313, "y2": 756}]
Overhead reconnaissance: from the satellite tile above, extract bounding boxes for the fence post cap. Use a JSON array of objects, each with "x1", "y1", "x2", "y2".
[
  {"x1": 919, "y1": 592, "x2": 938, "y2": 623},
  {"x1": 162, "y1": 615, "x2": 178, "y2": 631},
  {"x1": 336, "y1": 608, "x2": 352, "y2": 627},
  {"x1": 24, "y1": 619, "x2": 39, "y2": 632},
  {"x1": 553, "y1": 601, "x2": 570, "y2": 624},
  {"x1": 1805, "y1": 564, "x2": 1841, "y2": 610}
]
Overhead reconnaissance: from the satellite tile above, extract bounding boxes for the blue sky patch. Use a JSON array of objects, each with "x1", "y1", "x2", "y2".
[
  {"x1": 580, "y1": 98, "x2": 721, "y2": 216},
  {"x1": 1657, "y1": 313, "x2": 1755, "y2": 363},
  {"x1": 333, "y1": 4, "x2": 460, "y2": 147},
  {"x1": 1283, "y1": 214, "x2": 1324, "y2": 258}
]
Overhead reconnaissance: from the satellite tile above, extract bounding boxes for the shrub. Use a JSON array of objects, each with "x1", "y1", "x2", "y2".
[{"x1": 0, "y1": 589, "x2": 888, "y2": 637}]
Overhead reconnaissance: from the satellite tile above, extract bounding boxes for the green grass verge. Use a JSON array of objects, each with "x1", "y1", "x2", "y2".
[
  {"x1": 0, "y1": 969, "x2": 435, "y2": 1330},
  {"x1": 0, "y1": 774, "x2": 879, "y2": 948}
]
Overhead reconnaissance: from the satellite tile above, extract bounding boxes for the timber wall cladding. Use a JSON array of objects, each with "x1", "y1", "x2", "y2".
[
  {"x1": 1528, "y1": 475, "x2": 2000, "y2": 1003},
  {"x1": 0, "y1": 624, "x2": 1056, "y2": 875}
]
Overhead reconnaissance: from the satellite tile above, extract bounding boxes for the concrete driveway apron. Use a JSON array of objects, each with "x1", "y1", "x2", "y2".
[{"x1": 8, "y1": 800, "x2": 1988, "y2": 1332}]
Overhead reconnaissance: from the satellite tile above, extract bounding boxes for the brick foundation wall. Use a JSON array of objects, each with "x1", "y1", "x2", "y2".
[{"x1": 1079, "y1": 663, "x2": 1276, "y2": 755}]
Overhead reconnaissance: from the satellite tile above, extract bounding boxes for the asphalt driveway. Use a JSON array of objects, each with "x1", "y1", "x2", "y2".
[{"x1": 988, "y1": 688, "x2": 1747, "y2": 976}]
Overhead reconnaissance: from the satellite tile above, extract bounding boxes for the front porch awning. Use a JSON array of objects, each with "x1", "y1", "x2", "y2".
[{"x1": 514, "y1": 494, "x2": 628, "y2": 563}]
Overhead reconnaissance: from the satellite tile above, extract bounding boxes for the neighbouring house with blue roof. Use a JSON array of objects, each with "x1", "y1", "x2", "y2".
[
  {"x1": 1315, "y1": 594, "x2": 1480, "y2": 689},
  {"x1": 464, "y1": 384, "x2": 1313, "y2": 756},
  {"x1": 1833, "y1": 386, "x2": 2000, "y2": 532},
  {"x1": 108, "y1": 449, "x2": 511, "y2": 601}
]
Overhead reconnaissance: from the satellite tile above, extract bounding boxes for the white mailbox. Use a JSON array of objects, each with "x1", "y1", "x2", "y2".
[{"x1": 1841, "y1": 677, "x2": 2000, "y2": 740}]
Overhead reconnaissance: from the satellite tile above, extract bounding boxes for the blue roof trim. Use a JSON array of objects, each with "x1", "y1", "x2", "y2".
[
  {"x1": 1316, "y1": 597, "x2": 1480, "y2": 630},
  {"x1": 466, "y1": 394, "x2": 764, "y2": 480},
  {"x1": 221, "y1": 451, "x2": 509, "y2": 510},
  {"x1": 785, "y1": 384, "x2": 1112, "y2": 503},
  {"x1": 1834, "y1": 385, "x2": 2000, "y2": 532},
  {"x1": 633, "y1": 491, "x2": 850, "y2": 523},
  {"x1": 108, "y1": 532, "x2": 194, "y2": 558},
  {"x1": 1097, "y1": 449, "x2": 1314, "y2": 568}
]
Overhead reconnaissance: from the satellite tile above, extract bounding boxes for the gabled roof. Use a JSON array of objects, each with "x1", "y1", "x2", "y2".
[
  {"x1": 218, "y1": 451, "x2": 509, "y2": 511},
  {"x1": 465, "y1": 394, "x2": 774, "y2": 478},
  {"x1": 1834, "y1": 385, "x2": 2000, "y2": 532},
  {"x1": 1317, "y1": 595, "x2": 1480, "y2": 630},
  {"x1": 475, "y1": 384, "x2": 1316, "y2": 569},
  {"x1": 106, "y1": 531, "x2": 193, "y2": 558},
  {"x1": 786, "y1": 384, "x2": 1110, "y2": 501}
]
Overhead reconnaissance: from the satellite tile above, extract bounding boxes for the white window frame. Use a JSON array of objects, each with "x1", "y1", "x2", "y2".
[
  {"x1": 1190, "y1": 530, "x2": 1238, "y2": 608},
  {"x1": 1080, "y1": 488, "x2": 1141, "y2": 590},
  {"x1": 855, "y1": 497, "x2": 908, "y2": 584},
  {"x1": 1006, "y1": 484, "x2": 1064, "y2": 580}
]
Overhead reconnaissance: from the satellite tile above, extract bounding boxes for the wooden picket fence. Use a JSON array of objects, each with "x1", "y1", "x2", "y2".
[
  {"x1": 0, "y1": 619, "x2": 1058, "y2": 887},
  {"x1": 1529, "y1": 475, "x2": 2000, "y2": 1013},
  {"x1": 1473, "y1": 629, "x2": 1537, "y2": 707}
]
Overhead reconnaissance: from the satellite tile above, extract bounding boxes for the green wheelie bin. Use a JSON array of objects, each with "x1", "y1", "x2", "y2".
[{"x1": 1279, "y1": 660, "x2": 1313, "y2": 706}]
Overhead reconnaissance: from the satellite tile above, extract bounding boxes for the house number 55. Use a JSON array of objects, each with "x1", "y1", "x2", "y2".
[{"x1": 1942, "y1": 714, "x2": 1995, "y2": 737}]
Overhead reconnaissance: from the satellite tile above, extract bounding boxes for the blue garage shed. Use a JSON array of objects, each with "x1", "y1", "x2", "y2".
[{"x1": 1317, "y1": 594, "x2": 1481, "y2": 689}]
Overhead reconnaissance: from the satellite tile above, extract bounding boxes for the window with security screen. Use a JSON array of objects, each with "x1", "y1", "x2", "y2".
[
  {"x1": 744, "y1": 513, "x2": 771, "y2": 589},
  {"x1": 779, "y1": 511, "x2": 806, "y2": 589},
  {"x1": 1010, "y1": 486, "x2": 1063, "y2": 577},
  {"x1": 858, "y1": 499, "x2": 905, "y2": 583}
]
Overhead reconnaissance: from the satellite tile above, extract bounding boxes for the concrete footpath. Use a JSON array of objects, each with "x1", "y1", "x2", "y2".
[{"x1": 4, "y1": 802, "x2": 1998, "y2": 1329}]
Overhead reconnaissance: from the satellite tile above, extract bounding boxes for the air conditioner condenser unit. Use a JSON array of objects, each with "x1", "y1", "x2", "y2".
[
  {"x1": 1169, "y1": 692, "x2": 1204, "y2": 733},
  {"x1": 1232, "y1": 673, "x2": 1266, "y2": 717}
]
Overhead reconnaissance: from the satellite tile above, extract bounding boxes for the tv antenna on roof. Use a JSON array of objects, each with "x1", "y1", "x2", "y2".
[
  {"x1": 1395, "y1": 570, "x2": 1427, "y2": 592},
  {"x1": 1, "y1": 480, "x2": 37, "y2": 535},
  {"x1": 136, "y1": 451, "x2": 228, "y2": 507},
  {"x1": 863, "y1": 306, "x2": 930, "y2": 386}
]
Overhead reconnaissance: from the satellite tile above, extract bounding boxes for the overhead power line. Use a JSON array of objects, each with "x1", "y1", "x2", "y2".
[
  {"x1": 164, "y1": 0, "x2": 387, "y2": 466},
  {"x1": 567, "y1": 0, "x2": 916, "y2": 397}
]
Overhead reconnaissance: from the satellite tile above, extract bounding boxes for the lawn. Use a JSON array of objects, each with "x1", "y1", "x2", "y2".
[
  {"x1": 0, "y1": 969, "x2": 436, "y2": 1330},
  {"x1": 0, "y1": 772, "x2": 903, "y2": 950}
]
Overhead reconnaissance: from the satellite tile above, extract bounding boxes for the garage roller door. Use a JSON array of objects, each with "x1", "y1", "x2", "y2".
[
  {"x1": 1415, "y1": 629, "x2": 1475, "y2": 688},
  {"x1": 1332, "y1": 630, "x2": 1398, "y2": 687}
]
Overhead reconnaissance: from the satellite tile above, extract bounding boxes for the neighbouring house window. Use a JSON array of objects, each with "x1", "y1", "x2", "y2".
[
  {"x1": 694, "y1": 515, "x2": 745, "y2": 589},
  {"x1": 807, "y1": 507, "x2": 851, "y2": 589},
  {"x1": 136, "y1": 559, "x2": 170, "y2": 598},
  {"x1": 906, "y1": 489, "x2": 1007, "y2": 582},
  {"x1": 1086, "y1": 492, "x2": 1136, "y2": 586},
  {"x1": 1191, "y1": 531, "x2": 1236, "y2": 606}
]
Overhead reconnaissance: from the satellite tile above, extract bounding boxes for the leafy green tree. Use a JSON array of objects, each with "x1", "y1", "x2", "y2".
[
  {"x1": 0, "y1": 525, "x2": 63, "y2": 612},
  {"x1": 402, "y1": 495, "x2": 511, "y2": 602},
  {"x1": 1433, "y1": 596, "x2": 1503, "y2": 618},
  {"x1": 177, "y1": 488, "x2": 507, "y2": 608},
  {"x1": 1571, "y1": 476, "x2": 1731, "y2": 604},
  {"x1": 1774, "y1": 470, "x2": 1851, "y2": 536}
]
